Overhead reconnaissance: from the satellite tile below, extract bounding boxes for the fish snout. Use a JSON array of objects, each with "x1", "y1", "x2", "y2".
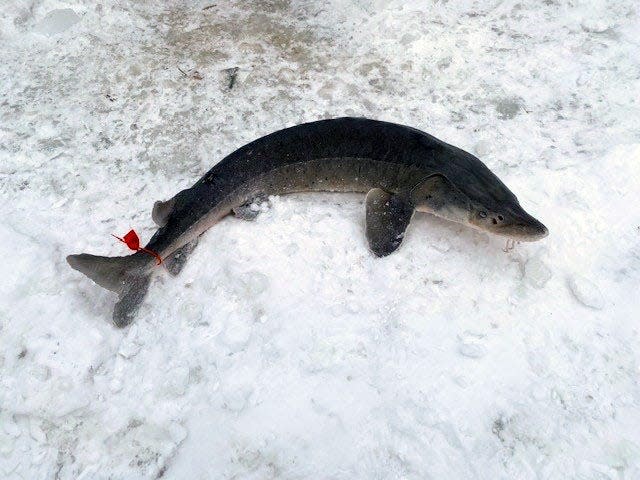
[
  {"x1": 518, "y1": 217, "x2": 548, "y2": 241},
  {"x1": 504, "y1": 212, "x2": 548, "y2": 241}
]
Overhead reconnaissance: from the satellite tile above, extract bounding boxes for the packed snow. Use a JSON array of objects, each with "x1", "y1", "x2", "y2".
[{"x1": 1, "y1": 0, "x2": 639, "y2": 478}]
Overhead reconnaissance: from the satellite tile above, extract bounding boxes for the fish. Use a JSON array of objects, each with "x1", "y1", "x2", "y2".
[{"x1": 67, "y1": 117, "x2": 548, "y2": 327}]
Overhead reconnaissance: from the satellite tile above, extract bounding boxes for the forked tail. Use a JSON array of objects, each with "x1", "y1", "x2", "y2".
[{"x1": 66, "y1": 252, "x2": 153, "y2": 327}]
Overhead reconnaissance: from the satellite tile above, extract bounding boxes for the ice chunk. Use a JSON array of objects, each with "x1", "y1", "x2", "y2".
[
  {"x1": 494, "y1": 97, "x2": 523, "y2": 120},
  {"x1": 166, "y1": 366, "x2": 190, "y2": 396},
  {"x1": 400, "y1": 33, "x2": 418, "y2": 46},
  {"x1": 568, "y1": 275, "x2": 604, "y2": 310},
  {"x1": 109, "y1": 358, "x2": 126, "y2": 393},
  {"x1": 458, "y1": 331, "x2": 487, "y2": 359},
  {"x1": 118, "y1": 325, "x2": 142, "y2": 359},
  {"x1": 27, "y1": 363, "x2": 51, "y2": 381},
  {"x1": 168, "y1": 422, "x2": 187, "y2": 444},
  {"x1": 29, "y1": 418, "x2": 46, "y2": 443},
  {"x1": 544, "y1": 149, "x2": 579, "y2": 170},
  {"x1": 238, "y1": 271, "x2": 269, "y2": 296},
  {"x1": 180, "y1": 302, "x2": 203, "y2": 326},
  {"x1": 1, "y1": 414, "x2": 20, "y2": 438},
  {"x1": 525, "y1": 258, "x2": 552, "y2": 289},
  {"x1": 0, "y1": 432, "x2": 14, "y2": 456},
  {"x1": 459, "y1": 343, "x2": 487, "y2": 359},
  {"x1": 221, "y1": 322, "x2": 251, "y2": 351},
  {"x1": 581, "y1": 18, "x2": 613, "y2": 33},
  {"x1": 285, "y1": 242, "x2": 299, "y2": 256},
  {"x1": 474, "y1": 140, "x2": 492, "y2": 156},
  {"x1": 222, "y1": 378, "x2": 253, "y2": 412},
  {"x1": 573, "y1": 129, "x2": 602, "y2": 151},
  {"x1": 34, "y1": 9, "x2": 81, "y2": 36},
  {"x1": 452, "y1": 375, "x2": 469, "y2": 388}
]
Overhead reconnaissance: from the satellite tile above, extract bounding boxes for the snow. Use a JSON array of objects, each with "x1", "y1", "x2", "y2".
[
  {"x1": 524, "y1": 257, "x2": 552, "y2": 289},
  {"x1": 33, "y1": 8, "x2": 81, "y2": 36},
  {"x1": 1, "y1": 0, "x2": 639, "y2": 478}
]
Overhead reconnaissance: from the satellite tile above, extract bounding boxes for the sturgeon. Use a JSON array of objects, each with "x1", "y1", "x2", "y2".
[{"x1": 67, "y1": 117, "x2": 548, "y2": 326}]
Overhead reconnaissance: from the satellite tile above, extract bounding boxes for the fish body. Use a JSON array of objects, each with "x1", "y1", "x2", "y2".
[{"x1": 67, "y1": 117, "x2": 548, "y2": 326}]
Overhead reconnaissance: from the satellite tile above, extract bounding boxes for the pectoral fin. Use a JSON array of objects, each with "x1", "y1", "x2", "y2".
[
  {"x1": 365, "y1": 188, "x2": 414, "y2": 257},
  {"x1": 411, "y1": 173, "x2": 470, "y2": 223}
]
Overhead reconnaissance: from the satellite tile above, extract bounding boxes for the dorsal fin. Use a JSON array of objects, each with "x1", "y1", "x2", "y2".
[{"x1": 152, "y1": 197, "x2": 176, "y2": 227}]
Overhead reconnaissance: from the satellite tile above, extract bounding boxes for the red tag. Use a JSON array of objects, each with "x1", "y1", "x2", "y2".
[
  {"x1": 113, "y1": 229, "x2": 140, "y2": 250},
  {"x1": 112, "y1": 229, "x2": 162, "y2": 265}
]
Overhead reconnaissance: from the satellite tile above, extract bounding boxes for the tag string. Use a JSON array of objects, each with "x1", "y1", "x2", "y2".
[{"x1": 112, "y1": 232, "x2": 163, "y2": 265}]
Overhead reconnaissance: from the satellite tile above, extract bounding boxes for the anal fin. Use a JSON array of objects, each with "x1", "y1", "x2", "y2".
[
  {"x1": 164, "y1": 238, "x2": 199, "y2": 276},
  {"x1": 365, "y1": 188, "x2": 414, "y2": 257}
]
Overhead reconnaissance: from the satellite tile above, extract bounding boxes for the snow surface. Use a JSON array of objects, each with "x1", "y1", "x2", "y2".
[{"x1": 1, "y1": 0, "x2": 640, "y2": 478}]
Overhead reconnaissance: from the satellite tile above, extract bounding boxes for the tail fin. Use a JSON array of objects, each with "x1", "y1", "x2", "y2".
[{"x1": 67, "y1": 253, "x2": 153, "y2": 327}]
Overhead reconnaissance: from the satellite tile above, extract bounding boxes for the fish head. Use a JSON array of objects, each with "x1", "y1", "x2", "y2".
[
  {"x1": 412, "y1": 169, "x2": 548, "y2": 242},
  {"x1": 467, "y1": 200, "x2": 548, "y2": 241},
  {"x1": 447, "y1": 155, "x2": 549, "y2": 242}
]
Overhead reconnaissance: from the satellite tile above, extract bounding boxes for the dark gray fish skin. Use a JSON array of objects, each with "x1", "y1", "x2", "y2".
[
  {"x1": 67, "y1": 117, "x2": 548, "y2": 327},
  {"x1": 146, "y1": 117, "x2": 536, "y2": 256}
]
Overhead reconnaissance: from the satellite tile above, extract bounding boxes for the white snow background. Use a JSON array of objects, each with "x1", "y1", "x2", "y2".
[{"x1": 1, "y1": 0, "x2": 639, "y2": 478}]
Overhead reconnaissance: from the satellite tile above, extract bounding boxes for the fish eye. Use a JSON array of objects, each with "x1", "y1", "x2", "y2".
[
  {"x1": 479, "y1": 211, "x2": 487, "y2": 218},
  {"x1": 498, "y1": 215, "x2": 504, "y2": 221}
]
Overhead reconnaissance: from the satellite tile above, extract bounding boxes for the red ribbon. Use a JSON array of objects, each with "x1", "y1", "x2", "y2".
[{"x1": 112, "y1": 229, "x2": 162, "y2": 265}]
